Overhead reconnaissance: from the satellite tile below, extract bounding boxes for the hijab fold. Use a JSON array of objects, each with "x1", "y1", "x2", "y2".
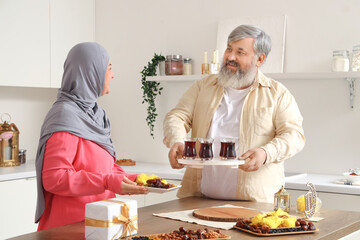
[{"x1": 35, "y1": 42, "x2": 115, "y2": 223}]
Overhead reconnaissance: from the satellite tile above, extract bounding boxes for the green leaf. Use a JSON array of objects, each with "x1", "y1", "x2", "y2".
[{"x1": 140, "y1": 53, "x2": 165, "y2": 139}]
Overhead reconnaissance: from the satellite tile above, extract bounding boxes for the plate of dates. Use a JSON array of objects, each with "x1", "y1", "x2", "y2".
[
  {"x1": 127, "y1": 227, "x2": 231, "y2": 239},
  {"x1": 144, "y1": 178, "x2": 181, "y2": 193},
  {"x1": 233, "y1": 218, "x2": 318, "y2": 236}
]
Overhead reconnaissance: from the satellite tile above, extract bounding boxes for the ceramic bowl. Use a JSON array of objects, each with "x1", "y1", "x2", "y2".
[{"x1": 343, "y1": 172, "x2": 360, "y2": 184}]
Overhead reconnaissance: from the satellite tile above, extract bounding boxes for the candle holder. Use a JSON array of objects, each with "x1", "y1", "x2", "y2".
[{"x1": 274, "y1": 185, "x2": 290, "y2": 213}]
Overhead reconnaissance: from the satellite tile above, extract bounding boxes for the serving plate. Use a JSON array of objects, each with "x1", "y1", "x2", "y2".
[
  {"x1": 126, "y1": 232, "x2": 230, "y2": 240},
  {"x1": 178, "y1": 158, "x2": 245, "y2": 168},
  {"x1": 233, "y1": 225, "x2": 318, "y2": 236},
  {"x1": 146, "y1": 185, "x2": 182, "y2": 193}
]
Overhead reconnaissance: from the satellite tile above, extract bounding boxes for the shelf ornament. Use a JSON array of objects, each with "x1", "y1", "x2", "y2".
[{"x1": 140, "y1": 53, "x2": 165, "y2": 138}]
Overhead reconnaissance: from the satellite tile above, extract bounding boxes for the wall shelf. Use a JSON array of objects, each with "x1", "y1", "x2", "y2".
[
  {"x1": 146, "y1": 72, "x2": 360, "y2": 82},
  {"x1": 146, "y1": 72, "x2": 359, "y2": 109}
]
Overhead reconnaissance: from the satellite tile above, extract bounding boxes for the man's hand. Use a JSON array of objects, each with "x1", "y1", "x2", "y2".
[
  {"x1": 168, "y1": 142, "x2": 185, "y2": 169},
  {"x1": 121, "y1": 176, "x2": 149, "y2": 195},
  {"x1": 238, "y1": 148, "x2": 267, "y2": 172}
]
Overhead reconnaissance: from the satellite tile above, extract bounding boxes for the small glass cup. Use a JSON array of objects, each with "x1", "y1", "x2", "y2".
[
  {"x1": 198, "y1": 138, "x2": 214, "y2": 160},
  {"x1": 219, "y1": 138, "x2": 237, "y2": 160},
  {"x1": 183, "y1": 138, "x2": 197, "y2": 159}
]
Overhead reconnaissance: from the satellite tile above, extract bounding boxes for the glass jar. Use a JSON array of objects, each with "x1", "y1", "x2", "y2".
[
  {"x1": 183, "y1": 58, "x2": 192, "y2": 75},
  {"x1": 296, "y1": 194, "x2": 322, "y2": 215},
  {"x1": 332, "y1": 50, "x2": 349, "y2": 72},
  {"x1": 18, "y1": 149, "x2": 26, "y2": 164},
  {"x1": 351, "y1": 45, "x2": 360, "y2": 71},
  {"x1": 165, "y1": 55, "x2": 183, "y2": 75}
]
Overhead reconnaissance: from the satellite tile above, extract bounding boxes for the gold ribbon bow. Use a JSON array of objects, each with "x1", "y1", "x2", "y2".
[{"x1": 85, "y1": 199, "x2": 138, "y2": 239}]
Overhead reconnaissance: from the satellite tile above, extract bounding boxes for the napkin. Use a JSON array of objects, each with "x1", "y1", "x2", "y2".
[{"x1": 153, "y1": 204, "x2": 259, "y2": 230}]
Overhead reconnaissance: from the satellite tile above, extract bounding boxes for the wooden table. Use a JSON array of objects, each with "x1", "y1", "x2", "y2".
[{"x1": 9, "y1": 197, "x2": 360, "y2": 240}]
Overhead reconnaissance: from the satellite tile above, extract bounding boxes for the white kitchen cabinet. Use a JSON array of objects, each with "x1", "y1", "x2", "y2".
[
  {"x1": 0, "y1": 178, "x2": 38, "y2": 239},
  {"x1": 50, "y1": 0, "x2": 95, "y2": 88},
  {"x1": 0, "y1": 0, "x2": 50, "y2": 88},
  {"x1": 286, "y1": 189, "x2": 360, "y2": 212},
  {"x1": 145, "y1": 180, "x2": 180, "y2": 206},
  {"x1": 116, "y1": 194, "x2": 146, "y2": 208},
  {"x1": 0, "y1": 0, "x2": 95, "y2": 88}
]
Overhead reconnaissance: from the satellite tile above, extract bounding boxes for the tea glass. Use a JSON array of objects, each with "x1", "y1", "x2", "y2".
[
  {"x1": 198, "y1": 138, "x2": 214, "y2": 160},
  {"x1": 219, "y1": 138, "x2": 237, "y2": 160},
  {"x1": 183, "y1": 138, "x2": 197, "y2": 159}
]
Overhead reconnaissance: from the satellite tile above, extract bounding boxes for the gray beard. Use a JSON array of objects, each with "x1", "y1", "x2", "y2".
[{"x1": 217, "y1": 61, "x2": 258, "y2": 89}]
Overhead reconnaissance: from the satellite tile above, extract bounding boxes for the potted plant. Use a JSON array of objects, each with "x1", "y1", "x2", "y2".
[{"x1": 140, "y1": 53, "x2": 165, "y2": 138}]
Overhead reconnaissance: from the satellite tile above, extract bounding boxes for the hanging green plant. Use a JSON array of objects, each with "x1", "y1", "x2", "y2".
[{"x1": 140, "y1": 53, "x2": 165, "y2": 138}]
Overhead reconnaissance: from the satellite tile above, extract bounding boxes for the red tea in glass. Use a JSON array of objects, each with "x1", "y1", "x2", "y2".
[
  {"x1": 198, "y1": 138, "x2": 214, "y2": 160},
  {"x1": 183, "y1": 138, "x2": 197, "y2": 159},
  {"x1": 219, "y1": 138, "x2": 237, "y2": 159}
]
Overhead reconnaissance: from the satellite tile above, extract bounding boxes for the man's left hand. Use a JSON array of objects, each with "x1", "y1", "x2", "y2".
[{"x1": 238, "y1": 148, "x2": 267, "y2": 172}]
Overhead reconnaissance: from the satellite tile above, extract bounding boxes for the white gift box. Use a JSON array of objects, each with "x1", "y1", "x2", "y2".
[{"x1": 85, "y1": 198, "x2": 138, "y2": 240}]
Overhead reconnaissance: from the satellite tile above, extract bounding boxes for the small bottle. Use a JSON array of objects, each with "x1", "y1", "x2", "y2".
[
  {"x1": 351, "y1": 45, "x2": 360, "y2": 71},
  {"x1": 209, "y1": 50, "x2": 220, "y2": 74},
  {"x1": 18, "y1": 149, "x2": 26, "y2": 164},
  {"x1": 332, "y1": 50, "x2": 349, "y2": 72},
  {"x1": 183, "y1": 58, "x2": 192, "y2": 75},
  {"x1": 202, "y1": 51, "x2": 209, "y2": 74}
]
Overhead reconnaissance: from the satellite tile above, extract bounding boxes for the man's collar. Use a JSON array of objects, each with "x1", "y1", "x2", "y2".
[{"x1": 250, "y1": 70, "x2": 271, "y2": 90}]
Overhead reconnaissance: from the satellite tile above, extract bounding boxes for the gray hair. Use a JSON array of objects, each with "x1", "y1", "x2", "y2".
[{"x1": 228, "y1": 25, "x2": 271, "y2": 60}]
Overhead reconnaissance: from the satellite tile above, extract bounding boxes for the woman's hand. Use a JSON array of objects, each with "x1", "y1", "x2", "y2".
[
  {"x1": 168, "y1": 142, "x2": 185, "y2": 169},
  {"x1": 121, "y1": 176, "x2": 149, "y2": 195}
]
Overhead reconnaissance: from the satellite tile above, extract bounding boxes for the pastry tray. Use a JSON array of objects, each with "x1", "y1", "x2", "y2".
[
  {"x1": 178, "y1": 158, "x2": 245, "y2": 168},
  {"x1": 233, "y1": 225, "x2": 318, "y2": 237}
]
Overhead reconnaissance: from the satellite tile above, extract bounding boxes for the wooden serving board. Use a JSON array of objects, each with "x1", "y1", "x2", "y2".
[
  {"x1": 233, "y1": 225, "x2": 319, "y2": 237},
  {"x1": 192, "y1": 207, "x2": 262, "y2": 222}
]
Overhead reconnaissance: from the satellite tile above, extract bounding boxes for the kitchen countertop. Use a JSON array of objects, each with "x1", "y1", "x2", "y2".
[
  {"x1": 9, "y1": 196, "x2": 360, "y2": 240},
  {"x1": 0, "y1": 159, "x2": 37, "y2": 181},
  {"x1": 285, "y1": 173, "x2": 360, "y2": 195},
  {"x1": 1, "y1": 160, "x2": 359, "y2": 196}
]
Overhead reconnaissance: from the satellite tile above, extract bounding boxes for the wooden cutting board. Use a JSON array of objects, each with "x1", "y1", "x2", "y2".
[{"x1": 193, "y1": 207, "x2": 261, "y2": 222}]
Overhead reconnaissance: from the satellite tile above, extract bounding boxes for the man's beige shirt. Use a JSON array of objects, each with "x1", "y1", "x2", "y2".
[{"x1": 163, "y1": 70, "x2": 305, "y2": 203}]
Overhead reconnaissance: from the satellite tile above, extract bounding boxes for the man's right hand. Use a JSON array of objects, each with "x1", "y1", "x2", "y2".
[{"x1": 168, "y1": 142, "x2": 185, "y2": 169}]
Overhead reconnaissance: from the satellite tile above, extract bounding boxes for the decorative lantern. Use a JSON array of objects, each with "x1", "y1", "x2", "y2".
[
  {"x1": 0, "y1": 113, "x2": 20, "y2": 167},
  {"x1": 274, "y1": 185, "x2": 290, "y2": 213}
]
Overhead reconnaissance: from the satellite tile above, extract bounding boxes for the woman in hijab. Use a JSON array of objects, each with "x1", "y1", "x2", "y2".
[{"x1": 35, "y1": 42, "x2": 148, "y2": 230}]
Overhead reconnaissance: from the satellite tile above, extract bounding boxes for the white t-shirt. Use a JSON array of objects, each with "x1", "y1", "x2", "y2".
[{"x1": 201, "y1": 87, "x2": 249, "y2": 199}]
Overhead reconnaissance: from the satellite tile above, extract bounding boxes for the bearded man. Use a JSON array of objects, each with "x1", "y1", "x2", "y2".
[{"x1": 163, "y1": 25, "x2": 305, "y2": 203}]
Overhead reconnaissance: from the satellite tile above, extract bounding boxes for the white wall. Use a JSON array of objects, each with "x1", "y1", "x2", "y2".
[
  {"x1": 0, "y1": 86, "x2": 57, "y2": 158},
  {"x1": 95, "y1": 0, "x2": 360, "y2": 175},
  {"x1": 0, "y1": 0, "x2": 359, "y2": 175}
]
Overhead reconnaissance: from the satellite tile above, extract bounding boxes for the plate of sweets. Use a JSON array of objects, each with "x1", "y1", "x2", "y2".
[
  {"x1": 233, "y1": 208, "x2": 318, "y2": 236},
  {"x1": 135, "y1": 173, "x2": 181, "y2": 193},
  {"x1": 127, "y1": 227, "x2": 231, "y2": 240}
]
